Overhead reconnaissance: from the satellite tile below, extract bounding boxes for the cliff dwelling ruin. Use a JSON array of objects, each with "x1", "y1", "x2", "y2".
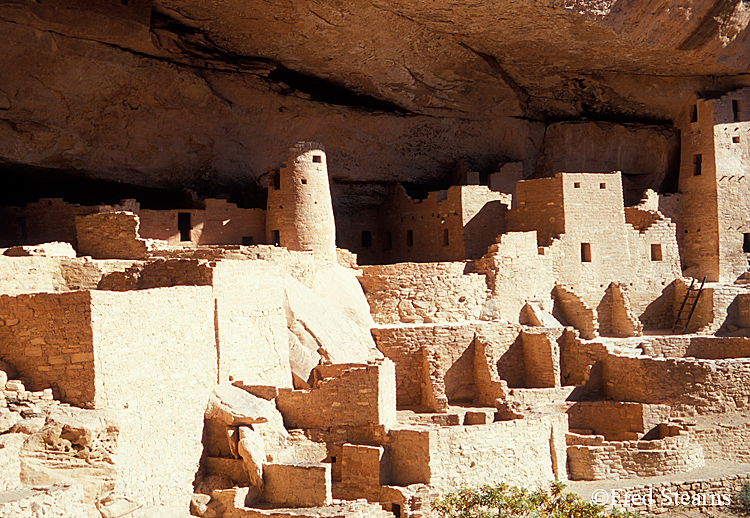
[{"x1": 3, "y1": 1, "x2": 750, "y2": 517}]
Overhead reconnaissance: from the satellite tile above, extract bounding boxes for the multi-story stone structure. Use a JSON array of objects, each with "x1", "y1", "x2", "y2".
[{"x1": 677, "y1": 86, "x2": 750, "y2": 282}]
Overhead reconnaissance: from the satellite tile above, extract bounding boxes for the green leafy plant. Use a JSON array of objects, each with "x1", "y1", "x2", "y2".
[
  {"x1": 431, "y1": 481, "x2": 645, "y2": 518},
  {"x1": 736, "y1": 482, "x2": 750, "y2": 515}
]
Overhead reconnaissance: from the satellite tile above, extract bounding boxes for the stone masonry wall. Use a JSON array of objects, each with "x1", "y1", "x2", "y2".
[
  {"x1": 75, "y1": 212, "x2": 149, "y2": 260},
  {"x1": 389, "y1": 413, "x2": 568, "y2": 491},
  {"x1": 567, "y1": 432, "x2": 704, "y2": 480},
  {"x1": 693, "y1": 422, "x2": 750, "y2": 463},
  {"x1": 359, "y1": 262, "x2": 488, "y2": 324},
  {"x1": 276, "y1": 360, "x2": 396, "y2": 430},
  {"x1": 0, "y1": 291, "x2": 94, "y2": 406},
  {"x1": 566, "y1": 401, "x2": 671, "y2": 440},
  {"x1": 603, "y1": 354, "x2": 750, "y2": 414},
  {"x1": 139, "y1": 200, "x2": 266, "y2": 246},
  {"x1": 90, "y1": 287, "x2": 217, "y2": 510},
  {"x1": 471, "y1": 231, "x2": 556, "y2": 323}
]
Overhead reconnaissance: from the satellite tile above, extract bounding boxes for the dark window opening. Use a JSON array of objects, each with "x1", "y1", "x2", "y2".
[
  {"x1": 301, "y1": 178, "x2": 307, "y2": 184},
  {"x1": 242, "y1": 236, "x2": 255, "y2": 246},
  {"x1": 361, "y1": 231, "x2": 372, "y2": 248},
  {"x1": 744, "y1": 233, "x2": 750, "y2": 253},
  {"x1": 385, "y1": 231, "x2": 392, "y2": 249},
  {"x1": 599, "y1": 182, "x2": 606, "y2": 189},
  {"x1": 689, "y1": 104, "x2": 698, "y2": 123},
  {"x1": 693, "y1": 154, "x2": 702, "y2": 176},
  {"x1": 273, "y1": 174, "x2": 280, "y2": 190},
  {"x1": 121, "y1": 0, "x2": 128, "y2": 4},
  {"x1": 406, "y1": 230, "x2": 413, "y2": 247},
  {"x1": 443, "y1": 229, "x2": 450, "y2": 246},
  {"x1": 573, "y1": 182, "x2": 581, "y2": 188},
  {"x1": 581, "y1": 242, "x2": 591, "y2": 262},
  {"x1": 177, "y1": 212, "x2": 191, "y2": 242},
  {"x1": 733, "y1": 100, "x2": 742, "y2": 122},
  {"x1": 734, "y1": 136, "x2": 741, "y2": 144},
  {"x1": 312, "y1": 155, "x2": 322, "y2": 163},
  {"x1": 272, "y1": 230, "x2": 280, "y2": 246},
  {"x1": 650, "y1": 243, "x2": 663, "y2": 261},
  {"x1": 16, "y1": 217, "x2": 27, "y2": 241},
  {"x1": 392, "y1": 504, "x2": 402, "y2": 518},
  {"x1": 330, "y1": 456, "x2": 337, "y2": 463}
]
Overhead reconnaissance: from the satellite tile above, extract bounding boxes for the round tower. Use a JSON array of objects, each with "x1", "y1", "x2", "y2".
[{"x1": 266, "y1": 142, "x2": 337, "y2": 263}]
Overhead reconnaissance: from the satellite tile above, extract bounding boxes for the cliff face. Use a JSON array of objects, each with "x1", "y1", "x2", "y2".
[{"x1": 0, "y1": 0, "x2": 748, "y2": 200}]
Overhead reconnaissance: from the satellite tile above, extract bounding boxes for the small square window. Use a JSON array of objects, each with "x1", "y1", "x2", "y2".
[
  {"x1": 301, "y1": 178, "x2": 307, "y2": 184},
  {"x1": 581, "y1": 243, "x2": 591, "y2": 262},
  {"x1": 733, "y1": 136, "x2": 741, "y2": 144},
  {"x1": 599, "y1": 183, "x2": 606, "y2": 189},
  {"x1": 312, "y1": 155, "x2": 322, "y2": 163},
  {"x1": 650, "y1": 243, "x2": 662, "y2": 261},
  {"x1": 574, "y1": 182, "x2": 581, "y2": 188}
]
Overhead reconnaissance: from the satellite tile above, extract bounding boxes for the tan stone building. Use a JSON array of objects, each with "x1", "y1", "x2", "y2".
[{"x1": 677, "y1": 86, "x2": 750, "y2": 282}]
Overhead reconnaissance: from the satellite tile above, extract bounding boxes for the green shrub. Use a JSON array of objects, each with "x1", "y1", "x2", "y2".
[
  {"x1": 431, "y1": 481, "x2": 644, "y2": 518},
  {"x1": 736, "y1": 482, "x2": 750, "y2": 515}
]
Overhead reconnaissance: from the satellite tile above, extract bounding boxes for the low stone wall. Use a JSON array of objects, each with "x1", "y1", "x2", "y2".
[
  {"x1": 389, "y1": 413, "x2": 568, "y2": 490},
  {"x1": 693, "y1": 422, "x2": 750, "y2": 463},
  {"x1": 359, "y1": 262, "x2": 488, "y2": 324},
  {"x1": 0, "y1": 291, "x2": 95, "y2": 406},
  {"x1": 276, "y1": 360, "x2": 396, "y2": 430},
  {"x1": 567, "y1": 432, "x2": 704, "y2": 480},
  {"x1": 603, "y1": 354, "x2": 750, "y2": 414},
  {"x1": 566, "y1": 401, "x2": 670, "y2": 441},
  {"x1": 603, "y1": 473, "x2": 750, "y2": 514}
]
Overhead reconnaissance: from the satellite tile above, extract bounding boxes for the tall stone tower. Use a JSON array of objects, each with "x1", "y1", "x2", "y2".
[{"x1": 266, "y1": 142, "x2": 337, "y2": 263}]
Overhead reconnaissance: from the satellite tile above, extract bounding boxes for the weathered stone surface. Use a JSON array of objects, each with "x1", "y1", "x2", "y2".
[
  {"x1": 3, "y1": 242, "x2": 77, "y2": 259},
  {"x1": 237, "y1": 426, "x2": 265, "y2": 488},
  {"x1": 205, "y1": 384, "x2": 277, "y2": 426},
  {"x1": 284, "y1": 276, "x2": 381, "y2": 383}
]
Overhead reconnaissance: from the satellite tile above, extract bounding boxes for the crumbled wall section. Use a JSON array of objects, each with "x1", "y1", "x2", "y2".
[
  {"x1": 567, "y1": 433, "x2": 704, "y2": 480},
  {"x1": 359, "y1": 262, "x2": 488, "y2": 324},
  {"x1": 553, "y1": 284, "x2": 598, "y2": 339},
  {"x1": 90, "y1": 287, "x2": 217, "y2": 509},
  {"x1": 597, "y1": 282, "x2": 642, "y2": 338},
  {"x1": 603, "y1": 354, "x2": 750, "y2": 414},
  {"x1": 472, "y1": 231, "x2": 556, "y2": 322},
  {"x1": 0, "y1": 291, "x2": 94, "y2": 406},
  {"x1": 76, "y1": 212, "x2": 149, "y2": 260},
  {"x1": 276, "y1": 360, "x2": 396, "y2": 429},
  {"x1": 559, "y1": 333, "x2": 609, "y2": 387},
  {"x1": 373, "y1": 322, "x2": 522, "y2": 408}
]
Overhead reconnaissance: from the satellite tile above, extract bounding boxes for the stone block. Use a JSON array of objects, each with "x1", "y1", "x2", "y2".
[{"x1": 263, "y1": 461, "x2": 332, "y2": 507}]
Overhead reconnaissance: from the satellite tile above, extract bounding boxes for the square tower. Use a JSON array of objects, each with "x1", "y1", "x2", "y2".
[{"x1": 677, "y1": 87, "x2": 750, "y2": 281}]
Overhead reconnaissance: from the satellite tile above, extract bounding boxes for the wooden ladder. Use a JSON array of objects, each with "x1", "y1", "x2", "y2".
[{"x1": 671, "y1": 276, "x2": 707, "y2": 334}]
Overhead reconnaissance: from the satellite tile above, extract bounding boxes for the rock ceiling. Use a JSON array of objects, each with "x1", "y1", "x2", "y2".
[{"x1": 0, "y1": 0, "x2": 749, "y2": 201}]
